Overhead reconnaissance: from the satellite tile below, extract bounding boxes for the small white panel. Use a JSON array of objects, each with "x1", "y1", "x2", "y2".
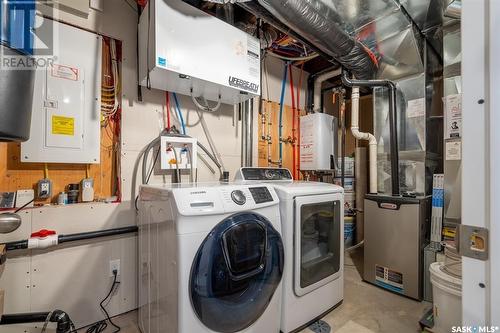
[{"x1": 22, "y1": 20, "x2": 102, "y2": 164}]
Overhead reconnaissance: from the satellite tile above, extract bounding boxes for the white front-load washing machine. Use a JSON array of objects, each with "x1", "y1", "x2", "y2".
[
  {"x1": 235, "y1": 168, "x2": 344, "y2": 333},
  {"x1": 138, "y1": 183, "x2": 284, "y2": 333}
]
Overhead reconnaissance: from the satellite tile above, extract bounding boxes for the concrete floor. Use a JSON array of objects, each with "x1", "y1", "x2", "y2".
[
  {"x1": 298, "y1": 248, "x2": 430, "y2": 333},
  {"x1": 83, "y1": 248, "x2": 429, "y2": 333}
]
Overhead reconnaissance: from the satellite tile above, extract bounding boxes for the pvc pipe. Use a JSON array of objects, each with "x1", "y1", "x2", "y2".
[
  {"x1": 313, "y1": 68, "x2": 341, "y2": 112},
  {"x1": 172, "y1": 93, "x2": 186, "y2": 135},
  {"x1": 342, "y1": 69, "x2": 399, "y2": 195},
  {"x1": 351, "y1": 87, "x2": 377, "y2": 194},
  {"x1": 5, "y1": 226, "x2": 138, "y2": 251},
  {"x1": 165, "y1": 92, "x2": 171, "y2": 130}
]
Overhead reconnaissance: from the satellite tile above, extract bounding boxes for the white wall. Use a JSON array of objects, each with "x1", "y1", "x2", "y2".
[
  {"x1": 0, "y1": 2, "x2": 311, "y2": 331},
  {"x1": 262, "y1": 55, "x2": 309, "y2": 109}
]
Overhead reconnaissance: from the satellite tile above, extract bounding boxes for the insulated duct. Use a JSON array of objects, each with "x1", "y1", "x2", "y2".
[{"x1": 257, "y1": 0, "x2": 378, "y2": 80}]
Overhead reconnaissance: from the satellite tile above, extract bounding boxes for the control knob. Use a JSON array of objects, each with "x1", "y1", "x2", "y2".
[{"x1": 231, "y1": 190, "x2": 246, "y2": 205}]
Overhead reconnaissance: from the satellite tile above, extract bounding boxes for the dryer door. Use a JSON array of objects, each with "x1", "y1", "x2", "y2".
[
  {"x1": 190, "y1": 212, "x2": 284, "y2": 333},
  {"x1": 294, "y1": 193, "x2": 343, "y2": 297}
]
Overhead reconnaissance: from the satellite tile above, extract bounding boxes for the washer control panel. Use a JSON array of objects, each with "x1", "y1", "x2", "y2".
[
  {"x1": 249, "y1": 187, "x2": 273, "y2": 204},
  {"x1": 231, "y1": 190, "x2": 247, "y2": 205}
]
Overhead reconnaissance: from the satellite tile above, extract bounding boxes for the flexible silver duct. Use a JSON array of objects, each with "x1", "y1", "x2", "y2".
[{"x1": 257, "y1": 0, "x2": 378, "y2": 79}]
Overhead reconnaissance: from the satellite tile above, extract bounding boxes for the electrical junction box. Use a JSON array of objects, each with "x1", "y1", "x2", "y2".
[
  {"x1": 300, "y1": 113, "x2": 337, "y2": 171},
  {"x1": 154, "y1": 136, "x2": 198, "y2": 175},
  {"x1": 21, "y1": 19, "x2": 102, "y2": 164},
  {"x1": 139, "y1": 0, "x2": 260, "y2": 105}
]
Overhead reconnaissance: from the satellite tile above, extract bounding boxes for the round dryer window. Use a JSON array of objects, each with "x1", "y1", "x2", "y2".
[{"x1": 190, "y1": 212, "x2": 284, "y2": 333}]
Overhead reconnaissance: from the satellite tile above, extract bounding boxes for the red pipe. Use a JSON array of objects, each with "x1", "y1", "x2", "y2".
[
  {"x1": 296, "y1": 63, "x2": 304, "y2": 179},
  {"x1": 289, "y1": 64, "x2": 296, "y2": 180}
]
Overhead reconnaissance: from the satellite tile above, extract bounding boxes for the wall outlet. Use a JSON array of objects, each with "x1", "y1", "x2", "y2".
[
  {"x1": 109, "y1": 259, "x2": 120, "y2": 277},
  {"x1": 37, "y1": 179, "x2": 52, "y2": 199}
]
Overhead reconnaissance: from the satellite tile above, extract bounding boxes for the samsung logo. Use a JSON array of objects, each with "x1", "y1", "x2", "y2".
[
  {"x1": 190, "y1": 191, "x2": 207, "y2": 195},
  {"x1": 228, "y1": 76, "x2": 259, "y2": 93}
]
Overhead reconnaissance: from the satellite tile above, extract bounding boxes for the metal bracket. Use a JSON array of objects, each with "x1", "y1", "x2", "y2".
[{"x1": 456, "y1": 225, "x2": 489, "y2": 261}]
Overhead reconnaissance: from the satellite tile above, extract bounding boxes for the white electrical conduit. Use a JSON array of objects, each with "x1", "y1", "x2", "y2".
[
  {"x1": 313, "y1": 68, "x2": 341, "y2": 112},
  {"x1": 351, "y1": 87, "x2": 377, "y2": 193}
]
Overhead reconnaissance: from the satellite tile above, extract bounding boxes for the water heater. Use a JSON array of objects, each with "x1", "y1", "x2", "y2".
[
  {"x1": 300, "y1": 113, "x2": 337, "y2": 171},
  {"x1": 138, "y1": 0, "x2": 261, "y2": 104}
]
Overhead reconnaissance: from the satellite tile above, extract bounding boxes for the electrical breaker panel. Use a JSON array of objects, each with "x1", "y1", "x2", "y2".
[
  {"x1": 155, "y1": 136, "x2": 198, "y2": 174},
  {"x1": 21, "y1": 19, "x2": 102, "y2": 164}
]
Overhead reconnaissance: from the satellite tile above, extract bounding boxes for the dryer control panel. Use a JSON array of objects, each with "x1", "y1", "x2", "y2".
[{"x1": 235, "y1": 167, "x2": 293, "y2": 182}]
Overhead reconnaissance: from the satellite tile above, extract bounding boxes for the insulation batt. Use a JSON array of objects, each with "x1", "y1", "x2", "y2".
[{"x1": 258, "y1": 0, "x2": 378, "y2": 79}]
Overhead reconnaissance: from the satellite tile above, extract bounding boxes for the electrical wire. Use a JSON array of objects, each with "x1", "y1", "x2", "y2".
[
  {"x1": 267, "y1": 50, "x2": 318, "y2": 62},
  {"x1": 14, "y1": 198, "x2": 34, "y2": 213},
  {"x1": 44, "y1": 163, "x2": 49, "y2": 179},
  {"x1": 146, "y1": 148, "x2": 160, "y2": 184},
  {"x1": 86, "y1": 271, "x2": 121, "y2": 333},
  {"x1": 190, "y1": 92, "x2": 222, "y2": 112},
  {"x1": 102, "y1": 39, "x2": 120, "y2": 118}
]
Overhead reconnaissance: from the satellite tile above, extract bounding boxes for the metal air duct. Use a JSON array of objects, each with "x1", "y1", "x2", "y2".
[{"x1": 257, "y1": 0, "x2": 378, "y2": 80}]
